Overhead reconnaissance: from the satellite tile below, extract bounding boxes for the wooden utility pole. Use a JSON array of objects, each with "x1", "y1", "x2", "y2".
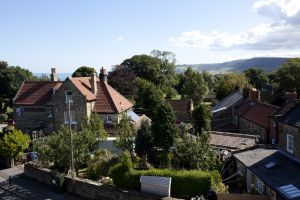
[{"x1": 68, "y1": 99, "x2": 75, "y2": 184}]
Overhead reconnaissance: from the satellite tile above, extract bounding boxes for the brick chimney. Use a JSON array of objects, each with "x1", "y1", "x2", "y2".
[
  {"x1": 91, "y1": 69, "x2": 97, "y2": 94},
  {"x1": 50, "y1": 68, "x2": 58, "y2": 81},
  {"x1": 250, "y1": 88, "x2": 260, "y2": 101},
  {"x1": 285, "y1": 91, "x2": 297, "y2": 103},
  {"x1": 99, "y1": 67, "x2": 107, "y2": 83}
]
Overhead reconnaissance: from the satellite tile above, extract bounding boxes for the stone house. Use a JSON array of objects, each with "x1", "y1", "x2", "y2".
[
  {"x1": 232, "y1": 101, "x2": 300, "y2": 200},
  {"x1": 14, "y1": 67, "x2": 145, "y2": 136},
  {"x1": 234, "y1": 89, "x2": 279, "y2": 143}
]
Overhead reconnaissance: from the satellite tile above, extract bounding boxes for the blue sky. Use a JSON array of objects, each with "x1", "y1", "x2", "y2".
[{"x1": 1, "y1": 0, "x2": 300, "y2": 73}]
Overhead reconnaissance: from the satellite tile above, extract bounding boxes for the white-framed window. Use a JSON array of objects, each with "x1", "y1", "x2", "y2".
[
  {"x1": 255, "y1": 177, "x2": 265, "y2": 194},
  {"x1": 64, "y1": 111, "x2": 77, "y2": 124},
  {"x1": 107, "y1": 114, "x2": 113, "y2": 123},
  {"x1": 48, "y1": 107, "x2": 53, "y2": 117},
  {"x1": 65, "y1": 91, "x2": 73, "y2": 103},
  {"x1": 287, "y1": 134, "x2": 294, "y2": 154},
  {"x1": 16, "y1": 107, "x2": 22, "y2": 117}
]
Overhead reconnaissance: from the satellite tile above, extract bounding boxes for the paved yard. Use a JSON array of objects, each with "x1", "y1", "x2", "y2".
[{"x1": 0, "y1": 165, "x2": 82, "y2": 200}]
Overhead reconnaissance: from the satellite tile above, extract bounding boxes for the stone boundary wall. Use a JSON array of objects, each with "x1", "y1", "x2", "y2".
[{"x1": 24, "y1": 163, "x2": 161, "y2": 200}]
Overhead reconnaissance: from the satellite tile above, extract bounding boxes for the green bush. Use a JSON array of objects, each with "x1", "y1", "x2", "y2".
[
  {"x1": 87, "y1": 149, "x2": 118, "y2": 180},
  {"x1": 0, "y1": 114, "x2": 8, "y2": 123}
]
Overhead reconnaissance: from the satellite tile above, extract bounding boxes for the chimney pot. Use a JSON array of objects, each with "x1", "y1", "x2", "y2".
[
  {"x1": 91, "y1": 68, "x2": 97, "y2": 94},
  {"x1": 99, "y1": 67, "x2": 107, "y2": 82},
  {"x1": 50, "y1": 68, "x2": 58, "y2": 81}
]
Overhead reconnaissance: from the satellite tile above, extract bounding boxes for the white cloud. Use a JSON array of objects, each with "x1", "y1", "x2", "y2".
[
  {"x1": 113, "y1": 36, "x2": 124, "y2": 43},
  {"x1": 169, "y1": 0, "x2": 300, "y2": 50}
]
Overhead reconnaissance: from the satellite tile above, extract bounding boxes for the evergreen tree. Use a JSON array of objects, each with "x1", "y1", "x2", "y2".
[
  {"x1": 135, "y1": 120, "x2": 153, "y2": 162},
  {"x1": 192, "y1": 104, "x2": 212, "y2": 134},
  {"x1": 152, "y1": 103, "x2": 178, "y2": 168}
]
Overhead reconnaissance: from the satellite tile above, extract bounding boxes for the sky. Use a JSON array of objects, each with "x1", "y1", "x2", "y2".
[{"x1": 1, "y1": 0, "x2": 300, "y2": 73}]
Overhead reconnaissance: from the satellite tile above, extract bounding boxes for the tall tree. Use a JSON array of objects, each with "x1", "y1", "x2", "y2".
[
  {"x1": 150, "y1": 50, "x2": 178, "y2": 98},
  {"x1": 115, "y1": 113, "x2": 136, "y2": 157},
  {"x1": 72, "y1": 66, "x2": 95, "y2": 77},
  {"x1": 192, "y1": 104, "x2": 212, "y2": 134},
  {"x1": 275, "y1": 58, "x2": 300, "y2": 96},
  {"x1": 244, "y1": 68, "x2": 269, "y2": 89},
  {"x1": 202, "y1": 70, "x2": 216, "y2": 91},
  {"x1": 135, "y1": 79, "x2": 164, "y2": 118},
  {"x1": 108, "y1": 65, "x2": 139, "y2": 100},
  {"x1": 182, "y1": 67, "x2": 208, "y2": 105},
  {"x1": 215, "y1": 73, "x2": 249, "y2": 100},
  {"x1": 0, "y1": 127, "x2": 30, "y2": 167},
  {"x1": 135, "y1": 120, "x2": 153, "y2": 163},
  {"x1": 152, "y1": 102, "x2": 178, "y2": 168}
]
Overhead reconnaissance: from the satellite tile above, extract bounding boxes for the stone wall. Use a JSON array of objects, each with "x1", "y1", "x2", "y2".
[
  {"x1": 278, "y1": 122, "x2": 300, "y2": 160},
  {"x1": 239, "y1": 118, "x2": 267, "y2": 143},
  {"x1": 14, "y1": 105, "x2": 54, "y2": 134},
  {"x1": 52, "y1": 79, "x2": 89, "y2": 131},
  {"x1": 24, "y1": 163, "x2": 161, "y2": 200}
]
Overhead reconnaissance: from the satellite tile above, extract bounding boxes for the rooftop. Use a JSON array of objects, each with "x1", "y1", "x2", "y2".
[
  {"x1": 212, "y1": 91, "x2": 243, "y2": 112},
  {"x1": 280, "y1": 102, "x2": 300, "y2": 128}
]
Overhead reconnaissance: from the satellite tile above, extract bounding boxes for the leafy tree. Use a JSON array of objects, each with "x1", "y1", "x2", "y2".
[
  {"x1": 0, "y1": 62, "x2": 35, "y2": 112},
  {"x1": 151, "y1": 50, "x2": 178, "y2": 98},
  {"x1": 192, "y1": 104, "x2": 212, "y2": 134},
  {"x1": 135, "y1": 120, "x2": 153, "y2": 164},
  {"x1": 115, "y1": 113, "x2": 136, "y2": 157},
  {"x1": 182, "y1": 67, "x2": 208, "y2": 105},
  {"x1": 135, "y1": 79, "x2": 164, "y2": 118},
  {"x1": 244, "y1": 68, "x2": 269, "y2": 89},
  {"x1": 108, "y1": 65, "x2": 139, "y2": 101},
  {"x1": 152, "y1": 103, "x2": 178, "y2": 168},
  {"x1": 215, "y1": 73, "x2": 249, "y2": 100},
  {"x1": 122, "y1": 55, "x2": 161, "y2": 84},
  {"x1": 172, "y1": 134, "x2": 219, "y2": 170},
  {"x1": 175, "y1": 73, "x2": 186, "y2": 95},
  {"x1": 202, "y1": 70, "x2": 216, "y2": 91},
  {"x1": 0, "y1": 127, "x2": 30, "y2": 167},
  {"x1": 72, "y1": 66, "x2": 95, "y2": 77},
  {"x1": 33, "y1": 114, "x2": 107, "y2": 173},
  {"x1": 275, "y1": 58, "x2": 300, "y2": 96}
]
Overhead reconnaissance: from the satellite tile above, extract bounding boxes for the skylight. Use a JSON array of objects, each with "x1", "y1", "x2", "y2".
[
  {"x1": 265, "y1": 161, "x2": 278, "y2": 169},
  {"x1": 278, "y1": 184, "x2": 300, "y2": 199}
]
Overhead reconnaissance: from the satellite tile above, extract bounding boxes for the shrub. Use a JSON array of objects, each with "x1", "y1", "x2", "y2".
[
  {"x1": 87, "y1": 149, "x2": 118, "y2": 180},
  {"x1": 0, "y1": 114, "x2": 8, "y2": 123}
]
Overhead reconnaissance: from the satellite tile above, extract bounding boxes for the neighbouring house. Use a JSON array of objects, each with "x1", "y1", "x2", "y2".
[
  {"x1": 234, "y1": 89, "x2": 279, "y2": 143},
  {"x1": 212, "y1": 90, "x2": 243, "y2": 131},
  {"x1": 168, "y1": 99, "x2": 193, "y2": 124},
  {"x1": 268, "y1": 94, "x2": 299, "y2": 144},
  {"x1": 232, "y1": 100, "x2": 300, "y2": 200},
  {"x1": 14, "y1": 67, "x2": 147, "y2": 136},
  {"x1": 203, "y1": 92, "x2": 216, "y2": 103}
]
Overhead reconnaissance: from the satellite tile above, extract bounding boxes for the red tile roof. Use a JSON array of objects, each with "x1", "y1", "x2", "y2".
[
  {"x1": 70, "y1": 77, "x2": 133, "y2": 113},
  {"x1": 236, "y1": 100, "x2": 279, "y2": 128},
  {"x1": 14, "y1": 81, "x2": 62, "y2": 105}
]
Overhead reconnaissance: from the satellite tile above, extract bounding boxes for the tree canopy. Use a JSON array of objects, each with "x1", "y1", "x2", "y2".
[
  {"x1": 135, "y1": 120, "x2": 153, "y2": 160},
  {"x1": 244, "y1": 68, "x2": 269, "y2": 89},
  {"x1": 215, "y1": 73, "x2": 249, "y2": 100},
  {"x1": 182, "y1": 67, "x2": 208, "y2": 105},
  {"x1": 72, "y1": 66, "x2": 95, "y2": 77},
  {"x1": 274, "y1": 58, "x2": 300, "y2": 96},
  {"x1": 192, "y1": 104, "x2": 212, "y2": 134}
]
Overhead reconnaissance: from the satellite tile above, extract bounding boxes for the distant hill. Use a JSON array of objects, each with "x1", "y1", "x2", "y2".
[{"x1": 176, "y1": 57, "x2": 290, "y2": 74}]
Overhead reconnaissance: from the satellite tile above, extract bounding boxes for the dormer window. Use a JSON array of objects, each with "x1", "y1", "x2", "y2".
[{"x1": 65, "y1": 91, "x2": 73, "y2": 103}]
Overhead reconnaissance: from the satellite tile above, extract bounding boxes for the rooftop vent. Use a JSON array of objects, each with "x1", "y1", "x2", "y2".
[
  {"x1": 278, "y1": 184, "x2": 300, "y2": 199},
  {"x1": 241, "y1": 139, "x2": 248, "y2": 145}
]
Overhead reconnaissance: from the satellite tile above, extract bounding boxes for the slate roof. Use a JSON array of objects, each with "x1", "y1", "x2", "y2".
[
  {"x1": 14, "y1": 81, "x2": 62, "y2": 105},
  {"x1": 280, "y1": 102, "x2": 300, "y2": 128},
  {"x1": 234, "y1": 147, "x2": 300, "y2": 200},
  {"x1": 168, "y1": 99, "x2": 193, "y2": 122},
  {"x1": 235, "y1": 100, "x2": 279, "y2": 128},
  {"x1": 70, "y1": 77, "x2": 133, "y2": 113},
  {"x1": 212, "y1": 91, "x2": 243, "y2": 112},
  {"x1": 210, "y1": 131, "x2": 257, "y2": 151},
  {"x1": 271, "y1": 99, "x2": 299, "y2": 119}
]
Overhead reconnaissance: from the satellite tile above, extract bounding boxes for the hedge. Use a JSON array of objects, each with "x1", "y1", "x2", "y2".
[
  {"x1": 110, "y1": 165, "x2": 219, "y2": 198},
  {"x1": 0, "y1": 114, "x2": 8, "y2": 123}
]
